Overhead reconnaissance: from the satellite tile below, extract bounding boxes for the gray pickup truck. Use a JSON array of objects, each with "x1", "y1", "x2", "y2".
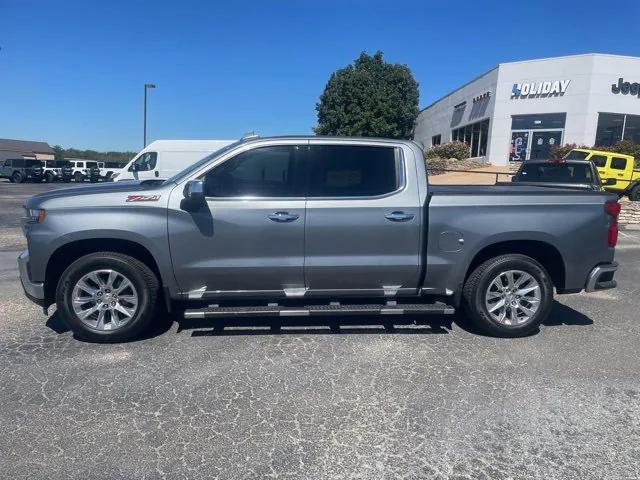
[{"x1": 19, "y1": 136, "x2": 620, "y2": 342}]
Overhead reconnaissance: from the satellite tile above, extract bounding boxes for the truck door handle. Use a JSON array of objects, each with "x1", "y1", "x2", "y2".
[
  {"x1": 385, "y1": 211, "x2": 415, "y2": 222},
  {"x1": 154, "y1": 171, "x2": 159, "y2": 177},
  {"x1": 268, "y1": 211, "x2": 299, "y2": 222}
]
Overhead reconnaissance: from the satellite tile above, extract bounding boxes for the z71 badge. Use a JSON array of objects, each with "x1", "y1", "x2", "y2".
[{"x1": 126, "y1": 195, "x2": 161, "y2": 202}]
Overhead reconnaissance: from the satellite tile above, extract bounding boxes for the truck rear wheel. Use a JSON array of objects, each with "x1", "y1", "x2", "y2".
[
  {"x1": 12, "y1": 171, "x2": 24, "y2": 183},
  {"x1": 74, "y1": 172, "x2": 83, "y2": 182},
  {"x1": 629, "y1": 185, "x2": 640, "y2": 202},
  {"x1": 55, "y1": 252, "x2": 160, "y2": 342},
  {"x1": 44, "y1": 172, "x2": 55, "y2": 183},
  {"x1": 462, "y1": 254, "x2": 553, "y2": 337}
]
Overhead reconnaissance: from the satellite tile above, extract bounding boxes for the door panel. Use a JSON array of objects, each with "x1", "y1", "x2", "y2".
[
  {"x1": 303, "y1": 143, "x2": 422, "y2": 295},
  {"x1": 168, "y1": 143, "x2": 307, "y2": 296},
  {"x1": 168, "y1": 199, "x2": 306, "y2": 294},
  {"x1": 610, "y1": 156, "x2": 631, "y2": 190}
]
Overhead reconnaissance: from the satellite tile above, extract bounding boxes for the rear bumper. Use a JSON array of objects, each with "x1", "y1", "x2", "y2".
[
  {"x1": 585, "y1": 262, "x2": 618, "y2": 292},
  {"x1": 18, "y1": 250, "x2": 46, "y2": 306}
]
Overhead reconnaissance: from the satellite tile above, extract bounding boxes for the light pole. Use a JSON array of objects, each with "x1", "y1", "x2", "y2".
[{"x1": 143, "y1": 83, "x2": 156, "y2": 147}]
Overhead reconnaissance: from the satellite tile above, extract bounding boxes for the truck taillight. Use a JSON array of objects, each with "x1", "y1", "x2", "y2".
[{"x1": 605, "y1": 201, "x2": 621, "y2": 247}]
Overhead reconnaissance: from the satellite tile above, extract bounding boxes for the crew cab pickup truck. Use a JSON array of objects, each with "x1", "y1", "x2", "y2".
[
  {"x1": 510, "y1": 159, "x2": 614, "y2": 191},
  {"x1": 19, "y1": 136, "x2": 620, "y2": 342},
  {"x1": 565, "y1": 148, "x2": 640, "y2": 200}
]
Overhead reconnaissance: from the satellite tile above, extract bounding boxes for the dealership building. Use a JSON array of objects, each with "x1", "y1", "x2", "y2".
[{"x1": 414, "y1": 53, "x2": 640, "y2": 165}]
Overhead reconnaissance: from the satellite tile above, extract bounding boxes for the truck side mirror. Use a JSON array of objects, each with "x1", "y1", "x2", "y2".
[{"x1": 183, "y1": 180, "x2": 205, "y2": 202}]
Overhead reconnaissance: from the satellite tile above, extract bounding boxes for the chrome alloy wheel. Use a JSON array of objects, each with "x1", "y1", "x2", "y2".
[
  {"x1": 484, "y1": 270, "x2": 541, "y2": 326},
  {"x1": 71, "y1": 269, "x2": 139, "y2": 331}
]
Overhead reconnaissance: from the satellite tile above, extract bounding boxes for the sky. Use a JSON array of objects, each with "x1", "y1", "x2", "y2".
[{"x1": 1, "y1": 0, "x2": 639, "y2": 152}]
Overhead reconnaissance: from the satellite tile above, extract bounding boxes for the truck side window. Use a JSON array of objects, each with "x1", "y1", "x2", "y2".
[
  {"x1": 590, "y1": 155, "x2": 607, "y2": 168},
  {"x1": 308, "y1": 145, "x2": 399, "y2": 197},
  {"x1": 611, "y1": 157, "x2": 627, "y2": 170},
  {"x1": 3, "y1": 160, "x2": 10, "y2": 167},
  {"x1": 131, "y1": 152, "x2": 158, "y2": 171},
  {"x1": 203, "y1": 145, "x2": 301, "y2": 197}
]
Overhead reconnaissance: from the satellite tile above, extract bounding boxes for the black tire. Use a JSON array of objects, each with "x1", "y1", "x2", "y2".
[
  {"x1": 74, "y1": 172, "x2": 83, "y2": 182},
  {"x1": 44, "y1": 172, "x2": 55, "y2": 183},
  {"x1": 629, "y1": 185, "x2": 640, "y2": 202},
  {"x1": 55, "y1": 252, "x2": 160, "y2": 343},
  {"x1": 63, "y1": 178, "x2": 71, "y2": 183},
  {"x1": 12, "y1": 171, "x2": 24, "y2": 183},
  {"x1": 462, "y1": 254, "x2": 553, "y2": 337}
]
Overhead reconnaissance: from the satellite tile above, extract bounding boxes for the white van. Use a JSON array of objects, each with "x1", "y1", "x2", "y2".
[{"x1": 113, "y1": 140, "x2": 234, "y2": 182}]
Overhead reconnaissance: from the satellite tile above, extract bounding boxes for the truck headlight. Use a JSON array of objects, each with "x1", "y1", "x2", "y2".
[{"x1": 25, "y1": 208, "x2": 46, "y2": 223}]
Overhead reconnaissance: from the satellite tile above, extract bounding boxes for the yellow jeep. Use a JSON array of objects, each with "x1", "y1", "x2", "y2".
[{"x1": 565, "y1": 148, "x2": 640, "y2": 200}]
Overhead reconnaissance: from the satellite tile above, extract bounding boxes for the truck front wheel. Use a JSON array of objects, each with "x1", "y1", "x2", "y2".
[
  {"x1": 55, "y1": 252, "x2": 160, "y2": 342},
  {"x1": 462, "y1": 254, "x2": 553, "y2": 337},
  {"x1": 628, "y1": 185, "x2": 640, "y2": 202}
]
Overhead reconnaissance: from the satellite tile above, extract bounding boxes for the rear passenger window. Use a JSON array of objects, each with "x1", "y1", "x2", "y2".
[
  {"x1": 308, "y1": 145, "x2": 400, "y2": 197},
  {"x1": 590, "y1": 155, "x2": 607, "y2": 168},
  {"x1": 13, "y1": 159, "x2": 25, "y2": 167},
  {"x1": 611, "y1": 157, "x2": 627, "y2": 170}
]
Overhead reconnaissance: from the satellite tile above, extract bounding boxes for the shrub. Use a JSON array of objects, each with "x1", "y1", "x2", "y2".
[{"x1": 425, "y1": 141, "x2": 470, "y2": 161}]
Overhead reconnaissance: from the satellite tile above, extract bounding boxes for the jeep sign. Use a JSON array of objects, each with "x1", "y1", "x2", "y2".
[
  {"x1": 511, "y1": 79, "x2": 570, "y2": 98},
  {"x1": 611, "y1": 78, "x2": 640, "y2": 97}
]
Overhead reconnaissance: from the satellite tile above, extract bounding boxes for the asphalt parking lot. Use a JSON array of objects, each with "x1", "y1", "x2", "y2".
[{"x1": 1, "y1": 180, "x2": 639, "y2": 480}]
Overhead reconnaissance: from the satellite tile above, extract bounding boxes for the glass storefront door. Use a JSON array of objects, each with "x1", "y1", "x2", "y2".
[
  {"x1": 509, "y1": 113, "x2": 566, "y2": 162},
  {"x1": 530, "y1": 131, "x2": 563, "y2": 160},
  {"x1": 510, "y1": 130, "x2": 563, "y2": 161}
]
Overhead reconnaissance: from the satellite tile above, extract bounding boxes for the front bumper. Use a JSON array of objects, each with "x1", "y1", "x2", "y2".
[
  {"x1": 18, "y1": 250, "x2": 46, "y2": 306},
  {"x1": 585, "y1": 262, "x2": 618, "y2": 292}
]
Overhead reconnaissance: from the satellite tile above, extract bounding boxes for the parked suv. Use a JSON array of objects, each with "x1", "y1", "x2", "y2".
[
  {"x1": 65, "y1": 160, "x2": 102, "y2": 182},
  {"x1": 42, "y1": 160, "x2": 74, "y2": 183},
  {"x1": 1, "y1": 158, "x2": 44, "y2": 183}
]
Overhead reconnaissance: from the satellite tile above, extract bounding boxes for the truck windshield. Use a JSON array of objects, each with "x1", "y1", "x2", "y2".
[
  {"x1": 517, "y1": 163, "x2": 594, "y2": 183},
  {"x1": 163, "y1": 140, "x2": 243, "y2": 185},
  {"x1": 564, "y1": 150, "x2": 589, "y2": 160}
]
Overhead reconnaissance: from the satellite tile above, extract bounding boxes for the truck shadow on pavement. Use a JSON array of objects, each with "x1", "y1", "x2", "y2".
[{"x1": 44, "y1": 300, "x2": 593, "y2": 340}]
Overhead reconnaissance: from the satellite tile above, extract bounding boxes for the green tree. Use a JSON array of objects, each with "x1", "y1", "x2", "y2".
[
  {"x1": 52, "y1": 145, "x2": 136, "y2": 165},
  {"x1": 315, "y1": 51, "x2": 419, "y2": 139}
]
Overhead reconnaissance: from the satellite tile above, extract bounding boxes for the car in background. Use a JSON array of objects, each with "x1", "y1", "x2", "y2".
[
  {"x1": 101, "y1": 161, "x2": 126, "y2": 181},
  {"x1": 0, "y1": 158, "x2": 44, "y2": 183},
  {"x1": 510, "y1": 159, "x2": 614, "y2": 191},
  {"x1": 42, "y1": 160, "x2": 74, "y2": 182},
  {"x1": 65, "y1": 159, "x2": 102, "y2": 182},
  {"x1": 564, "y1": 148, "x2": 640, "y2": 200},
  {"x1": 114, "y1": 139, "x2": 234, "y2": 181}
]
